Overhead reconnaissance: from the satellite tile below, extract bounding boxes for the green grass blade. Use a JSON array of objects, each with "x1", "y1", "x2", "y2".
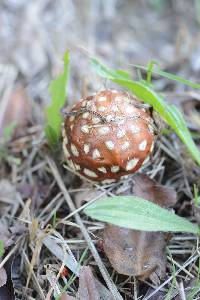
[
  {"x1": 84, "y1": 196, "x2": 199, "y2": 234},
  {"x1": 45, "y1": 50, "x2": 70, "y2": 147},
  {"x1": 91, "y1": 58, "x2": 200, "y2": 166},
  {"x1": 146, "y1": 60, "x2": 159, "y2": 84},
  {"x1": 132, "y1": 63, "x2": 200, "y2": 89},
  {"x1": 0, "y1": 240, "x2": 4, "y2": 257}
]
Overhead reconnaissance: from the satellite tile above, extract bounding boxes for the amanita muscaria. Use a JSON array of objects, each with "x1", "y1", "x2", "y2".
[{"x1": 62, "y1": 90, "x2": 155, "y2": 183}]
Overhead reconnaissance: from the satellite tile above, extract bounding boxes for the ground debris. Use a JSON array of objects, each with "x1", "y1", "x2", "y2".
[
  {"x1": 0, "y1": 258, "x2": 15, "y2": 300},
  {"x1": 60, "y1": 293, "x2": 76, "y2": 300},
  {"x1": 77, "y1": 266, "x2": 100, "y2": 300},
  {"x1": 104, "y1": 174, "x2": 177, "y2": 285},
  {"x1": 0, "y1": 267, "x2": 7, "y2": 288}
]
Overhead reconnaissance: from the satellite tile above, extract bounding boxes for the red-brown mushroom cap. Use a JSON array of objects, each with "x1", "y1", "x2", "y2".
[{"x1": 62, "y1": 90, "x2": 154, "y2": 183}]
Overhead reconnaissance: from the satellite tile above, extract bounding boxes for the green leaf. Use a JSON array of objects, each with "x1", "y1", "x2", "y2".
[
  {"x1": 45, "y1": 50, "x2": 70, "y2": 147},
  {"x1": 0, "y1": 240, "x2": 4, "y2": 257},
  {"x1": 132, "y1": 63, "x2": 200, "y2": 89},
  {"x1": 45, "y1": 125, "x2": 59, "y2": 148},
  {"x1": 84, "y1": 196, "x2": 199, "y2": 234},
  {"x1": 91, "y1": 58, "x2": 200, "y2": 166}
]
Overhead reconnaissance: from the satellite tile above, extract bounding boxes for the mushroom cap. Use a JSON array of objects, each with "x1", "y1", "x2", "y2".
[{"x1": 62, "y1": 90, "x2": 154, "y2": 183}]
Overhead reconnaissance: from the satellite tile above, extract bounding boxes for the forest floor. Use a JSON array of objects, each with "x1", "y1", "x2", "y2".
[{"x1": 1, "y1": 1, "x2": 200, "y2": 299}]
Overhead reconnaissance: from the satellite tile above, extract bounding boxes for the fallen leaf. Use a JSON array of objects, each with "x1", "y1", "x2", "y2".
[
  {"x1": 103, "y1": 174, "x2": 177, "y2": 285},
  {"x1": 77, "y1": 266, "x2": 100, "y2": 300},
  {"x1": 131, "y1": 174, "x2": 177, "y2": 208},
  {"x1": 60, "y1": 293, "x2": 76, "y2": 300},
  {"x1": 0, "y1": 85, "x2": 31, "y2": 138},
  {"x1": 74, "y1": 182, "x2": 103, "y2": 208},
  {"x1": 76, "y1": 266, "x2": 115, "y2": 300}
]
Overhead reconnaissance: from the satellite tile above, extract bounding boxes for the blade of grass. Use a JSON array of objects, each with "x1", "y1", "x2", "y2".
[
  {"x1": 0, "y1": 240, "x2": 4, "y2": 257},
  {"x1": 45, "y1": 51, "x2": 70, "y2": 148},
  {"x1": 91, "y1": 57, "x2": 200, "y2": 166},
  {"x1": 132, "y1": 63, "x2": 200, "y2": 89},
  {"x1": 84, "y1": 196, "x2": 199, "y2": 234},
  {"x1": 146, "y1": 60, "x2": 159, "y2": 84}
]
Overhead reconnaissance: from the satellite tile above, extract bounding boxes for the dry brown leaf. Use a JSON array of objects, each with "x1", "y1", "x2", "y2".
[
  {"x1": 0, "y1": 84, "x2": 31, "y2": 137},
  {"x1": 74, "y1": 183, "x2": 103, "y2": 208},
  {"x1": 59, "y1": 266, "x2": 114, "y2": 300},
  {"x1": 104, "y1": 174, "x2": 177, "y2": 285},
  {"x1": 60, "y1": 293, "x2": 76, "y2": 300},
  {"x1": 77, "y1": 266, "x2": 100, "y2": 300},
  {"x1": 131, "y1": 173, "x2": 177, "y2": 208}
]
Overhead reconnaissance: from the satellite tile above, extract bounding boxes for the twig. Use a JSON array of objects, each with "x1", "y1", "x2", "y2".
[
  {"x1": 0, "y1": 242, "x2": 19, "y2": 269},
  {"x1": 179, "y1": 281, "x2": 186, "y2": 300},
  {"x1": 46, "y1": 155, "x2": 123, "y2": 300}
]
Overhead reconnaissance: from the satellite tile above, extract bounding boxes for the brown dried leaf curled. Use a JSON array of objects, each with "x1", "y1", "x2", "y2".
[
  {"x1": 0, "y1": 85, "x2": 31, "y2": 138},
  {"x1": 103, "y1": 174, "x2": 177, "y2": 285}
]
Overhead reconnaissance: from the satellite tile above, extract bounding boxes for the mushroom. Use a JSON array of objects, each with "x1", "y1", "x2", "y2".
[{"x1": 62, "y1": 90, "x2": 154, "y2": 183}]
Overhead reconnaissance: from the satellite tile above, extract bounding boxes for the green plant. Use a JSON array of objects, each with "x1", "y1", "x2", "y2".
[
  {"x1": 133, "y1": 60, "x2": 200, "y2": 89},
  {"x1": 45, "y1": 51, "x2": 70, "y2": 149},
  {"x1": 91, "y1": 58, "x2": 200, "y2": 166},
  {"x1": 0, "y1": 240, "x2": 4, "y2": 258},
  {"x1": 84, "y1": 196, "x2": 199, "y2": 234}
]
